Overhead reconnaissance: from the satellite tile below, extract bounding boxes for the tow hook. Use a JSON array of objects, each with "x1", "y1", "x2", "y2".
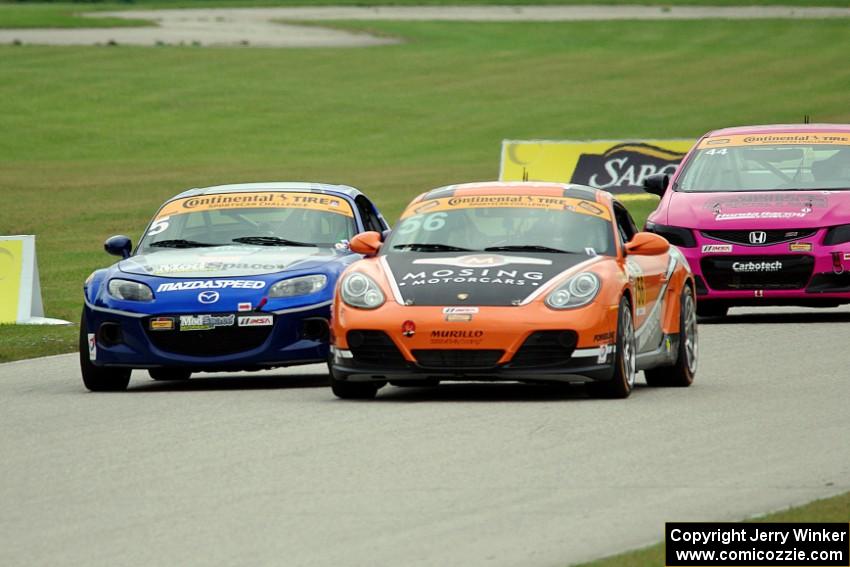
[{"x1": 832, "y1": 252, "x2": 844, "y2": 275}]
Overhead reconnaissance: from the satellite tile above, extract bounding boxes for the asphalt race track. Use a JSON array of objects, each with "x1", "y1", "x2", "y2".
[{"x1": 2, "y1": 307, "x2": 849, "y2": 566}]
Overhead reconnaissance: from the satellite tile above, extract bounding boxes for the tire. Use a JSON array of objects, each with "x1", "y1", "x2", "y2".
[
  {"x1": 79, "y1": 310, "x2": 131, "y2": 392},
  {"x1": 645, "y1": 285, "x2": 698, "y2": 387},
  {"x1": 328, "y1": 362, "x2": 383, "y2": 400},
  {"x1": 587, "y1": 295, "x2": 636, "y2": 399},
  {"x1": 148, "y1": 368, "x2": 192, "y2": 381},
  {"x1": 696, "y1": 301, "x2": 728, "y2": 319}
]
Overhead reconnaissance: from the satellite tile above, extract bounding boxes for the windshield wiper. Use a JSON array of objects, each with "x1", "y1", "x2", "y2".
[
  {"x1": 149, "y1": 239, "x2": 219, "y2": 249},
  {"x1": 393, "y1": 243, "x2": 473, "y2": 252},
  {"x1": 484, "y1": 245, "x2": 571, "y2": 253},
  {"x1": 232, "y1": 236, "x2": 315, "y2": 247}
]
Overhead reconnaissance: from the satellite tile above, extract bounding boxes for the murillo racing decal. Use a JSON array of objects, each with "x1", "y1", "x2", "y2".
[
  {"x1": 154, "y1": 192, "x2": 355, "y2": 220},
  {"x1": 698, "y1": 133, "x2": 850, "y2": 148},
  {"x1": 156, "y1": 280, "x2": 266, "y2": 292},
  {"x1": 429, "y1": 329, "x2": 485, "y2": 346},
  {"x1": 400, "y1": 195, "x2": 612, "y2": 221}
]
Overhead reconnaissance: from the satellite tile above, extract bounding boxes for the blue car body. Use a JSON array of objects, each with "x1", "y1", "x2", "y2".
[{"x1": 82, "y1": 182, "x2": 387, "y2": 373}]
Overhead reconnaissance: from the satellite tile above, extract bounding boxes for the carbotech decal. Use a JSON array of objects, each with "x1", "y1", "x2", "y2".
[
  {"x1": 698, "y1": 133, "x2": 850, "y2": 149},
  {"x1": 400, "y1": 195, "x2": 611, "y2": 221},
  {"x1": 155, "y1": 192, "x2": 354, "y2": 219},
  {"x1": 156, "y1": 280, "x2": 266, "y2": 292}
]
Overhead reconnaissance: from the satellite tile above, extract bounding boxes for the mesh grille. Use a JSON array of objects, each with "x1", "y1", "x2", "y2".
[
  {"x1": 412, "y1": 349, "x2": 504, "y2": 369},
  {"x1": 701, "y1": 229, "x2": 817, "y2": 247},
  {"x1": 701, "y1": 256, "x2": 814, "y2": 290},
  {"x1": 509, "y1": 331, "x2": 578, "y2": 368}
]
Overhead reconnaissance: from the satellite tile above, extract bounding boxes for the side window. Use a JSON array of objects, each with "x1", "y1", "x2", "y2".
[
  {"x1": 613, "y1": 204, "x2": 637, "y2": 244},
  {"x1": 355, "y1": 195, "x2": 386, "y2": 232}
]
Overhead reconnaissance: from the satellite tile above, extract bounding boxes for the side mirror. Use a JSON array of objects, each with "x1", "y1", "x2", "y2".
[
  {"x1": 625, "y1": 232, "x2": 670, "y2": 256},
  {"x1": 349, "y1": 231, "x2": 383, "y2": 257},
  {"x1": 104, "y1": 235, "x2": 132, "y2": 259},
  {"x1": 642, "y1": 173, "x2": 670, "y2": 197}
]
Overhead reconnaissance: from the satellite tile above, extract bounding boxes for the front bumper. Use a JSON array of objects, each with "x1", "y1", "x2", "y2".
[
  {"x1": 330, "y1": 302, "x2": 619, "y2": 384},
  {"x1": 83, "y1": 302, "x2": 331, "y2": 371},
  {"x1": 330, "y1": 345, "x2": 615, "y2": 384},
  {"x1": 684, "y1": 237, "x2": 850, "y2": 305}
]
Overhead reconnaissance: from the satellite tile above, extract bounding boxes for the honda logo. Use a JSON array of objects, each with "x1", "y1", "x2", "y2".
[
  {"x1": 748, "y1": 231, "x2": 768, "y2": 245},
  {"x1": 198, "y1": 291, "x2": 220, "y2": 304}
]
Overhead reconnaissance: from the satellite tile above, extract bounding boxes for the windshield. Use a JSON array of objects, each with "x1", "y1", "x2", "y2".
[
  {"x1": 137, "y1": 191, "x2": 356, "y2": 253},
  {"x1": 678, "y1": 137, "x2": 850, "y2": 192},
  {"x1": 386, "y1": 194, "x2": 615, "y2": 256}
]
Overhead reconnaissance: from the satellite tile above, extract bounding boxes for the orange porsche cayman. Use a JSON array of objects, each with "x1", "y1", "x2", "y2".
[{"x1": 329, "y1": 182, "x2": 698, "y2": 399}]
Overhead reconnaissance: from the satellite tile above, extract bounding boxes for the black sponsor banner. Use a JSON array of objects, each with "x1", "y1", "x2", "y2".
[
  {"x1": 666, "y1": 522, "x2": 849, "y2": 566},
  {"x1": 570, "y1": 143, "x2": 686, "y2": 193}
]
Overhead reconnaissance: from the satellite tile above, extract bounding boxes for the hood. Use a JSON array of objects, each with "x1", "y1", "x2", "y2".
[
  {"x1": 120, "y1": 245, "x2": 346, "y2": 278},
  {"x1": 667, "y1": 190, "x2": 850, "y2": 230},
  {"x1": 383, "y1": 251, "x2": 598, "y2": 307}
]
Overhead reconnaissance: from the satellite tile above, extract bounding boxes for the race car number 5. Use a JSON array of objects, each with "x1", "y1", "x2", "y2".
[
  {"x1": 147, "y1": 216, "x2": 170, "y2": 236},
  {"x1": 397, "y1": 212, "x2": 447, "y2": 234}
]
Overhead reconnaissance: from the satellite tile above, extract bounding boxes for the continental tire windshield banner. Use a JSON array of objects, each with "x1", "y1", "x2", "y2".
[{"x1": 500, "y1": 139, "x2": 695, "y2": 194}]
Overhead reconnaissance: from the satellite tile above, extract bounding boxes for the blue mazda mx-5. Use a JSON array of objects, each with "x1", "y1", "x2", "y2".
[{"x1": 80, "y1": 182, "x2": 388, "y2": 391}]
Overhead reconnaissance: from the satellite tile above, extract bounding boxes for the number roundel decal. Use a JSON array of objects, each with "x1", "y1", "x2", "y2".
[
  {"x1": 397, "y1": 212, "x2": 447, "y2": 235},
  {"x1": 147, "y1": 216, "x2": 170, "y2": 236}
]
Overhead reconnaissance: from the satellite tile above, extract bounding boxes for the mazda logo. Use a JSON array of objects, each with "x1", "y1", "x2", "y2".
[
  {"x1": 748, "y1": 231, "x2": 768, "y2": 245},
  {"x1": 198, "y1": 291, "x2": 220, "y2": 304}
]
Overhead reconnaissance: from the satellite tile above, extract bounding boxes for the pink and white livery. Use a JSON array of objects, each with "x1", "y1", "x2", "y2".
[{"x1": 643, "y1": 124, "x2": 850, "y2": 318}]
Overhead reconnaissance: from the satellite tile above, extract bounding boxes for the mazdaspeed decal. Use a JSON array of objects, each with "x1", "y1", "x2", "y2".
[
  {"x1": 155, "y1": 192, "x2": 354, "y2": 219},
  {"x1": 157, "y1": 280, "x2": 266, "y2": 292},
  {"x1": 698, "y1": 133, "x2": 850, "y2": 149},
  {"x1": 401, "y1": 195, "x2": 611, "y2": 221}
]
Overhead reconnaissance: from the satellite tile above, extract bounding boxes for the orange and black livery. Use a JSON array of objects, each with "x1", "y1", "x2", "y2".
[{"x1": 329, "y1": 182, "x2": 698, "y2": 399}]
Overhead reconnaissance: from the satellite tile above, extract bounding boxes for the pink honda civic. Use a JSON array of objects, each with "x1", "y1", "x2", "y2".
[{"x1": 643, "y1": 124, "x2": 850, "y2": 318}]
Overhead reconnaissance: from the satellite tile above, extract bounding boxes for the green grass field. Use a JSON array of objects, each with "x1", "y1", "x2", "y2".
[
  {"x1": 578, "y1": 490, "x2": 850, "y2": 567},
  {"x1": 2, "y1": 16, "x2": 850, "y2": 361}
]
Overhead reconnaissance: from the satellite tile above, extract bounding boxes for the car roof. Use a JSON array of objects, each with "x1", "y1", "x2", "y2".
[
  {"x1": 704, "y1": 123, "x2": 850, "y2": 137},
  {"x1": 413, "y1": 181, "x2": 610, "y2": 205},
  {"x1": 168, "y1": 182, "x2": 364, "y2": 202}
]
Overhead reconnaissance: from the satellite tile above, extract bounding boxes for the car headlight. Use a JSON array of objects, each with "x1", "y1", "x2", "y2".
[
  {"x1": 545, "y1": 272, "x2": 600, "y2": 309},
  {"x1": 108, "y1": 279, "x2": 153, "y2": 301},
  {"x1": 824, "y1": 223, "x2": 850, "y2": 246},
  {"x1": 340, "y1": 272, "x2": 385, "y2": 309},
  {"x1": 645, "y1": 221, "x2": 696, "y2": 248},
  {"x1": 269, "y1": 275, "x2": 327, "y2": 298}
]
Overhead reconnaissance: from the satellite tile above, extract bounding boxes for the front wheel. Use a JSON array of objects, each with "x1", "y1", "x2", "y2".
[
  {"x1": 645, "y1": 285, "x2": 698, "y2": 387},
  {"x1": 79, "y1": 310, "x2": 131, "y2": 392},
  {"x1": 587, "y1": 295, "x2": 636, "y2": 399},
  {"x1": 329, "y1": 362, "x2": 383, "y2": 400}
]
